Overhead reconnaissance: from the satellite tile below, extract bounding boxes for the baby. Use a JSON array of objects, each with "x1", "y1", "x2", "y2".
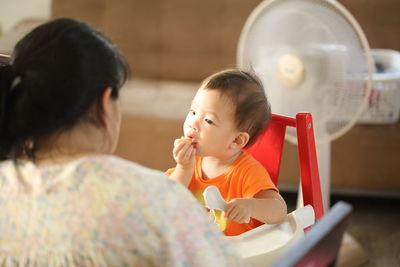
[{"x1": 166, "y1": 69, "x2": 287, "y2": 236}]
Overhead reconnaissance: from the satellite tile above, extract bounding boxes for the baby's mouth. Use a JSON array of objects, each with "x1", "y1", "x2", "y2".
[{"x1": 187, "y1": 135, "x2": 198, "y2": 147}]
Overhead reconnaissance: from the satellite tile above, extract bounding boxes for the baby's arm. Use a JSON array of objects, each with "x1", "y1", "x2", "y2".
[
  {"x1": 169, "y1": 137, "x2": 196, "y2": 187},
  {"x1": 224, "y1": 189, "x2": 287, "y2": 224}
]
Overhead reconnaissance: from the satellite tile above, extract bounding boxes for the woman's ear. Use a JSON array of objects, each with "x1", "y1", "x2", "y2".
[
  {"x1": 233, "y1": 132, "x2": 250, "y2": 149},
  {"x1": 99, "y1": 87, "x2": 113, "y2": 128}
]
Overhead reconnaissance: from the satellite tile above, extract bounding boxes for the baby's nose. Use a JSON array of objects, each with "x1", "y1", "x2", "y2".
[{"x1": 189, "y1": 119, "x2": 199, "y2": 130}]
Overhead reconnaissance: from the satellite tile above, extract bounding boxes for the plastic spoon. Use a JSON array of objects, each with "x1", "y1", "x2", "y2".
[
  {"x1": 203, "y1": 186, "x2": 226, "y2": 210},
  {"x1": 203, "y1": 185, "x2": 250, "y2": 223}
]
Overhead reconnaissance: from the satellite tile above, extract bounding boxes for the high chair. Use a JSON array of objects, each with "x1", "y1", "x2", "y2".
[
  {"x1": 244, "y1": 112, "x2": 324, "y2": 219},
  {"x1": 271, "y1": 201, "x2": 352, "y2": 267},
  {"x1": 213, "y1": 113, "x2": 325, "y2": 266}
]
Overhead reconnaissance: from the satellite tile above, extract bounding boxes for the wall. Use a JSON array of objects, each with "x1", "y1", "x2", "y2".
[
  {"x1": 0, "y1": 0, "x2": 51, "y2": 35},
  {"x1": 52, "y1": 0, "x2": 261, "y2": 81},
  {"x1": 51, "y1": 0, "x2": 400, "y2": 196},
  {"x1": 52, "y1": 0, "x2": 400, "y2": 81}
]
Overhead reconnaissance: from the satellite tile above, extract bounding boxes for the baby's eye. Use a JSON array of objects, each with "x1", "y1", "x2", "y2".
[
  {"x1": 205, "y1": 119, "x2": 214, "y2": 125},
  {"x1": 189, "y1": 110, "x2": 196, "y2": 116}
]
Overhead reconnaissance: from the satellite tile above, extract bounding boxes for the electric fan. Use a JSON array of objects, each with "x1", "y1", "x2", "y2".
[{"x1": 237, "y1": 0, "x2": 374, "y2": 211}]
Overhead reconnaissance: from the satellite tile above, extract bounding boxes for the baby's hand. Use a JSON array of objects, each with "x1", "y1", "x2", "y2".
[
  {"x1": 224, "y1": 198, "x2": 252, "y2": 224},
  {"x1": 173, "y1": 136, "x2": 196, "y2": 169}
]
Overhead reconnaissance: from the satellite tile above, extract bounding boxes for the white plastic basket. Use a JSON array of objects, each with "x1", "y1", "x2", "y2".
[{"x1": 358, "y1": 49, "x2": 400, "y2": 124}]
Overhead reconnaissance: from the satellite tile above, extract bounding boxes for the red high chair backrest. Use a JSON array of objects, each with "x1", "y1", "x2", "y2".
[{"x1": 243, "y1": 113, "x2": 324, "y2": 219}]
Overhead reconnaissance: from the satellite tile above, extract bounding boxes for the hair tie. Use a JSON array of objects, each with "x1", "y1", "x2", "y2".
[
  {"x1": 10, "y1": 75, "x2": 21, "y2": 91},
  {"x1": 0, "y1": 54, "x2": 10, "y2": 67}
]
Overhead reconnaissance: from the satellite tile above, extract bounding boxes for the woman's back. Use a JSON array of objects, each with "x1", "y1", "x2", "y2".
[
  {"x1": 0, "y1": 18, "x2": 244, "y2": 266},
  {"x1": 0, "y1": 155, "x2": 240, "y2": 266}
]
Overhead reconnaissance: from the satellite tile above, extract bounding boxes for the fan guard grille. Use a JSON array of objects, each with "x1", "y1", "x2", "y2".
[{"x1": 237, "y1": 0, "x2": 374, "y2": 144}]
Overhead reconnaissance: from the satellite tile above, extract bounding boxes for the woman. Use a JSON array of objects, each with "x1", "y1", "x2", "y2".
[{"x1": 0, "y1": 18, "x2": 243, "y2": 266}]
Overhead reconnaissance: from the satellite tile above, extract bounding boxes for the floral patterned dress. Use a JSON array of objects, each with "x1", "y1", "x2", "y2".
[{"x1": 0, "y1": 155, "x2": 244, "y2": 266}]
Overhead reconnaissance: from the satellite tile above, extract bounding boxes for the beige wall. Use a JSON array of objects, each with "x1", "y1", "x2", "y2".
[
  {"x1": 0, "y1": 0, "x2": 51, "y2": 35},
  {"x1": 52, "y1": 0, "x2": 400, "y2": 81}
]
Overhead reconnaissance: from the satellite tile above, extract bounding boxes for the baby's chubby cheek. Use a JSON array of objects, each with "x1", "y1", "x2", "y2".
[{"x1": 183, "y1": 127, "x2": 190, "y2": 137}]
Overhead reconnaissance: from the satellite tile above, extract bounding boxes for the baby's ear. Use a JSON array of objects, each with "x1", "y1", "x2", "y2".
[{"x1": 233, "y1": 132, "x2": 250, "y2": 149}]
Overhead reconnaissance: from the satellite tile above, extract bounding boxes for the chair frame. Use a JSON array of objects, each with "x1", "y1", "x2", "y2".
[
  {"x1": 271, "y1": 201, "x2": 352, "y2": 267},
  {"x1": 244, "y1": 113, "x2": 324, "y2": 219}
]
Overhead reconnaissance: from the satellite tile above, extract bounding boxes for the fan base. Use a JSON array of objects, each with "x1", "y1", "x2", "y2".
[{"x1": 337, "y1": 232, "x2": 368, "y2": 267}]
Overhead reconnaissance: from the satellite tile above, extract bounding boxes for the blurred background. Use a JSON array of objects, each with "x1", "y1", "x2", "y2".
[{"x1": 1, "y1": 0, "x2": 399, "y2": 266}]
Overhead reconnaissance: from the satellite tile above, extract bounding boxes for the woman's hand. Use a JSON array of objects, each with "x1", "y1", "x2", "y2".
[{"x1": 224, "y1": 198, "x2": 252, "y2": 224}]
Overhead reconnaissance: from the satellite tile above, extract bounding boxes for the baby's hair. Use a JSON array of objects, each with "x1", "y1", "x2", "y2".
[
  {"x1": 0, "y1": 18, "x2": 130, "y2": 160},
  {"x1": 201, "y1": 68, "x2": 271, "y2": 147}
]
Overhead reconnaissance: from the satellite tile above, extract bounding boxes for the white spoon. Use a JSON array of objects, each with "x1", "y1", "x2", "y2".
[
  {"x1": 203, "y1": 185, "x2": 227, "y2": 210},
  {"x1": 203, "y1": 185, "x2": 250, "y2": 223}
]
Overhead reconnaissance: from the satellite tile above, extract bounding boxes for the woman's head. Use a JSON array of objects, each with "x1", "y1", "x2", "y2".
[
  {"x1": 199, "y1": 69, "x2": 271, "y2": 148},
  {"x1": 0, "y1": 18, "x2": 129, "y2": 160}
]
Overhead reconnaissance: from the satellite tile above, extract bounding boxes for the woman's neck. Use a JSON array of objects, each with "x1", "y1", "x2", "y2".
[
  {"x1": 201, "y1": 150, "x2": 243, "y2": 180},
  {"x1": 29, "y1": 123, "x2": 111, "y2": 166}
]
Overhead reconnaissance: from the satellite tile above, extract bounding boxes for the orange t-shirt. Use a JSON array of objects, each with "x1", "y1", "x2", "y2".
[{"x1": 166, "y1": 151, "x2": 278, "y2": 236}]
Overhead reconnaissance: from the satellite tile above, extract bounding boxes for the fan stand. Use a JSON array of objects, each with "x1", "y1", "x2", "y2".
[
  {"x1": 316, "y1": 130, "x2": 332, "y2": 212},
  {"x1": 277, "y1": 52, "x2": 368, "y2": 265},
  {"x1": 276, "y1": 55, "x2": 331, "y2": 211}
]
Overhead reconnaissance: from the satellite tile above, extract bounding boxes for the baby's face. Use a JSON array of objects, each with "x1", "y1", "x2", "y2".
[{"x1": 183, "y1": 88, "x2": 239, "y2": 157}]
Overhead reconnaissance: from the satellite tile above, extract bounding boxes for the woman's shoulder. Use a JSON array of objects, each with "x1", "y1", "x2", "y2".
[
  {"x1": 80, "y1": 155, "x2": 202, "y2": 217},
  {"x1": 80, "y1": 154, "x2": 190, "y2": 193},
  {"x1": 92, "y1": 155, "x2": 162, "y2": 175},
  {"x1": 76, "y1": 155, "x2": 173, "y2": 188},
  {"x1": 76, "y1": 155, "x2": 162, "y2": 179},
  {"x1": 0, "y1": 154, "x2": 192, "y2": 204},
  {"x1": 0, "y1": 160, "x2": 19, "y2": 184}
]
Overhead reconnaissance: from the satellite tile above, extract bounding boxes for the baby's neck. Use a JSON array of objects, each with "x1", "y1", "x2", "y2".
[{"x1": 201, "y1": 150, "x2": 243, "y2": 180}]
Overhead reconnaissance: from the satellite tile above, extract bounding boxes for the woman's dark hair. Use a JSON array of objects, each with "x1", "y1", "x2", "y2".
[
  {"x1": 201, "y1": 69, "x2": 271, "y2": 148},
  {"x1": 0, "y1": 18, "x2": 129, "y2": 160}
]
